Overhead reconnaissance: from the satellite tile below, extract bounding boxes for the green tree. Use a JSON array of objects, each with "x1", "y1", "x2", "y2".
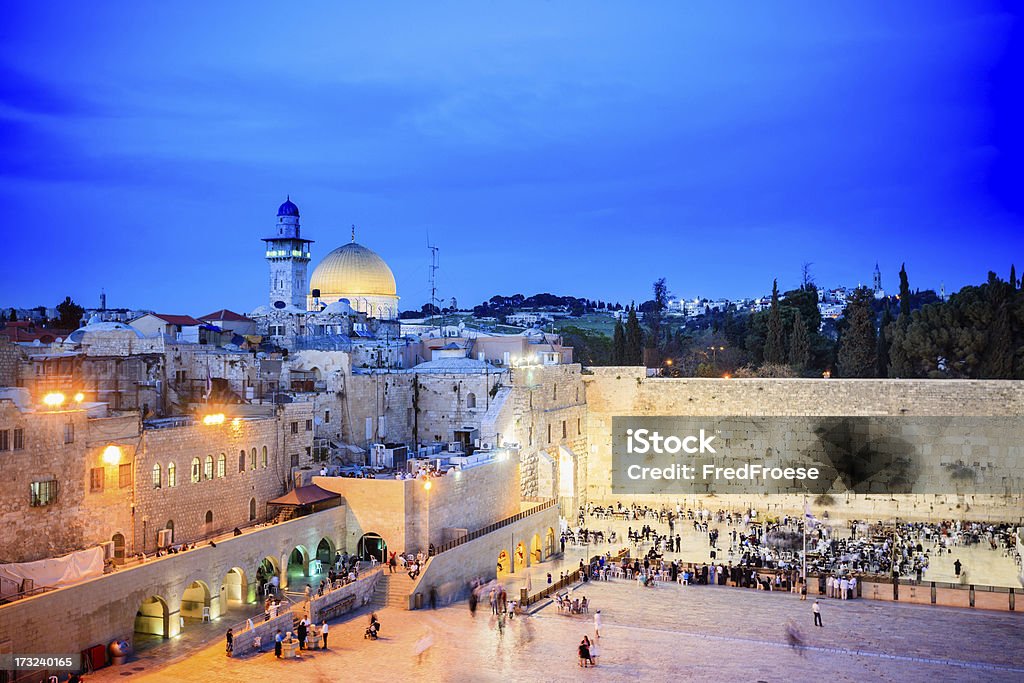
[
  {"x1": 625, "y1": 305, "x2": 644, "y2": 365},
  {"x1": 837, "y1": 287, "x2": 877, "y2": 378},
  {"x1": 1011, "y1": 264, "x2": 1017, "y2": 290},
  {"x1": 646, "y1": 278, "x2": 669, "y2": 354},
  {"x1": 876, "y1": 306, "x2": 892, "y2": 377},
  {"x1": 888, "y1": 264, "x2": 913, "y2": 377},
  {"x1": 764, "y1": 280, "x2": 786, "y2": 364},
  {"x1": 788, "y1": 309, "x2": 810, "y2": 372},
  {"x1": 559, "y1": 326, "x2": 612, "y2": 366},
  {"x1": 7, "y1": 308, "x2": 16, "y2": 322},
  {"x1": 56, "y1": 296, "x2": 85, "y2": 329},
  {"x1": 612, "y1": 318, "x2": 626, "y2": 365}
]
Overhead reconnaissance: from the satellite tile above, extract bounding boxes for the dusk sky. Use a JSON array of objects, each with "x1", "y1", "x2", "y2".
[{"x1": 1, "y1": 2, "x2": 1021, "y2": 315}]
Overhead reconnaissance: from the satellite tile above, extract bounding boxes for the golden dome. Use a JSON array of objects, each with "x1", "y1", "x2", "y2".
[{"x1": 309, "y1": 242, "x2": 397, "y2": 298}]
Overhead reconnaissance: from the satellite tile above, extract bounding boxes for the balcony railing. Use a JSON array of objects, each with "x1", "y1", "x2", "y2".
[{"x1": 431, "y1": 498, "x2": 557, "y2": 556}]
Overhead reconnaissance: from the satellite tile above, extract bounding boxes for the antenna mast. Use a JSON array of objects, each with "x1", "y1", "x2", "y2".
[{"x1": 427, "y1": 234, "x2": 441, "y2": 333}]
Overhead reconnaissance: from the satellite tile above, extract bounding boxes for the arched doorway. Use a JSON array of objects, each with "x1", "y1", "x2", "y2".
[
  {"x1": 112, "y1": 532, "x2": 126, "y2": 562},
  {"x1": 496, "y1": 549, "x2": 510, "y2": 578},
  {"x1": 181, "y1": 580, "x2": 211, "y2": 624},
  {"x1": 356, "y1": 533, "x2": 386, "y2": 564},
  {"x1": 221, "y1": 567, "x2": 249, "y2": 607},
  {"x1": 545, "y1": 527, "x2": 556, "y2": 557},
  {"x1": 514, "y1": 542, "x2": 527, "y2": 572},
  {"x1": 256, "y1": 557, "x2": 279, "y2": 597},
  {"x1": 134, "y1": 595, "x2": 169, "y2": 643},
  {"x1": 284, "y1": 546, "x2": 309, "y2": 589},
  {"x1": 165, "y1": 520, "x2": 175, "y2": 544},
  {"x1": 531, "y1": 533, "x2": 543, "y2": 564},
  {"x1": 316, "y1": 538, "x2": 335, "y2": 565}
]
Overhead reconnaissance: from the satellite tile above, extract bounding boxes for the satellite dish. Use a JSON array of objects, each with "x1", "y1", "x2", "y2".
[{"x1": 273, "y1": 300, "x2": 286, "y2": 309}]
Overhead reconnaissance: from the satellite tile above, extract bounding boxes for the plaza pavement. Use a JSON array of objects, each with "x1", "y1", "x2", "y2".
[{"x1": 88, "y1": 566, "x2": 1024, "y2": 682}]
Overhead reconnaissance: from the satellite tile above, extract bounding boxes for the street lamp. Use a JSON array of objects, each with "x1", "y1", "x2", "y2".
[{"x1": 42, "y1": 392, "x2": 65, "y2": 408}]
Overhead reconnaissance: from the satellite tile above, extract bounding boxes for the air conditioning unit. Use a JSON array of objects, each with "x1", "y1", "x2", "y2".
[
  {"x1": 481, "y1": 442, "x2": 493, "y2": 450},
  {"x1": 100, "y1": 541, "x2": 115, "y2": 560},
  {"x1": 157, "y1": 529, "x2": 172, "y2": 548}
]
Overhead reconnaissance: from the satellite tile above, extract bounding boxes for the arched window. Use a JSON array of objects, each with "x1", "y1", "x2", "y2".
[
  {"x1": 238, "y1": 450, "x2": 245, "y2": 473},
  {"x1": 166, "y1": 520, "x2": 174, "y2": 542},
  {"x1": 467, "y1": 392, "x2": 477, "y2": 409},
  {"x1": 250, "y1": 448, "x2": 257, "y2": 471},
  {"x1": 249, "y1": 497, "x2": 257, "y2": 521},
  {"x1": 167, "y1": 462, "x2": 176, "y2": 487},
  {"x1": 203, "y1": 455, "x2": 213, "y2": 480},
  {"x1": 262, "y1": 446, "x2": 268, "y2": 468},
  {"x1": 151, "y1": 463, "x2": 162, "y2": 489},
  {"x1": 190, "y1": 457, "x2": 201, "y2": 483},
  {"x1": 217, "y1": 453, "x2": 226, "y2": 478},
  {"x1": 204, "y1": 510, "x2": 213, "y2": 525}
]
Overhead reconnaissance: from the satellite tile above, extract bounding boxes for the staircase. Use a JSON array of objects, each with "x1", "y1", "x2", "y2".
[{"x1": 369, "y1": 571, "x2": 417, "y2": 609}]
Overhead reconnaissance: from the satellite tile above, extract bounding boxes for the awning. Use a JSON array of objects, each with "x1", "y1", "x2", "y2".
[{"x1": 267, "y1": 484, "x2": 340, "y2": 507}]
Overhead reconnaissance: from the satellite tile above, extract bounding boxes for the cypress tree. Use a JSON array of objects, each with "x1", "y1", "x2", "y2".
[
  {"x1": 625, "y1": 305, "x2": 644, "y2": 365},
  {"x1": 889, "y1": 264, "x2": 913, "y2": 377},
  {"x1": 876, "y1": 306, "x2": 892, "y2": 377},
  {"x1": 764, "y1": 280, "x2": 786, "y2": 364},
  {"x1": 1011, "y1": 264, "x2": 1017, "y2": 290},
  {"x1": 788, "y1": 309, "x2": 810, "y2": 372},
  {"x1": 837, "y1": 287, "x2": 878, "y2": 378},
  {"x1": 898, "y1": 263, "x2": 911, "y2": 317},
  {"x1": 612, "y1": 319, "x2": 626, "y2": 365}
]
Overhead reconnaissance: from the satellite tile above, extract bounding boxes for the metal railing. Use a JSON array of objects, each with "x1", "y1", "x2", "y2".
[
  {"x1": 521, "y1": 548, "x2": 630, "y2": 607},
  {"x1": 431, "y1": 499, "x2": 558, "y2": 556}
]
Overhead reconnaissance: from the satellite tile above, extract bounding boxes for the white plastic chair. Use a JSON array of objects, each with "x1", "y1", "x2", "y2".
[{"x1": 202, "y1": 607, "x2": 211, "y2": 622}]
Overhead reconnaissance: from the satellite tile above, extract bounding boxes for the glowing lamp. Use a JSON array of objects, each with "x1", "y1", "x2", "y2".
[
  {"x1": 43, "y1": 392, "x2": 65, "y2": 407},
  {"x1": 202, "y1": 413, "x2": 226, "y2": 426},
  {"x1": 73, "y1": 392, "x2": 85, "y2": 403},
  {"x1": 722, "y1": 373, "x2": 731, "y2": 379},
  {"x1": 423, "y1": 481, "x2": 432, "y2": 491},
  {"x1": 102, "y1": 445, "x2": 122, "y2": 465}
]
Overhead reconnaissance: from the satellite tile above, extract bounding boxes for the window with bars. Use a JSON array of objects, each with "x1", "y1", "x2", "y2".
[
  {"x1": 290, "y1": 453, "x2": 299, "y2": 468},
  {"x1": 13, "y1": 428, "x2": 23, "y2": 450},
  {"x1": 90, "y1": 467, "x2": 104, "y2": 492},
  {"x1": 0, "y1": 429, "x2": 8, "y2": 451},
  {"x1": 204, "y1": 455, "x2": 213, "y2": 480},
  {"x1": 191, "y1": 457, "x2": 201, "y2": 483},
  {"x1": 290, "y1": 421, "x2": 298, "y2": 434},
  {"x1": 305, "y1": 419, "x2": 313, "y2": 431},
  {"x1": 262, "y1": 446, "x2": 268, "y2": 468},
  {"x1": 63, "y1": 422, "x2": 75, "y2": 444},
  {"x1": 167, "y1": 462, "x2": 176, "y2": 487},
  {"x1": 30, "y1": 480, "x2": 58, "y2": 507},
  {"x1": 152, "y1": 463, "x2": 162, "y2": 489},
  {"x1": 217, "y1": 453, "x2": 226, "y2": 478}
]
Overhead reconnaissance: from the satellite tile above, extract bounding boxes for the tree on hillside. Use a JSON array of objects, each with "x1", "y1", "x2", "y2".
[
  {"x1": 1010, "y1": 264, "x2": 1017, "y2": 290},
  {"x1": 646, "y1": 278, "x2": 669, "y2": 355},
  {"x1": 559, "y1": 326, "x2": 612, "y2": 366},
  {"x1": 612, "y1": 318, "x2": 626, "y2": 365},
  {"x1": 7, "y1": 308, "x2": 16, "y2": 322},
  {"x1": 764, "y1": 280, "x2": 786, "y2": 364},
  {"x1": 788, "y1": 309, "x2": 810, "y2": 372},
  {"x1": 625, "y1": 305, "x2": 644, "y2": 365},
  {"x1": 876, "y1": 306, "x2": 892, "y2": 377},
  {"x1": 837, "y1": 287, "x2": 877, "y2": 378},
  {"x1": 888, "y1": 264, "x2": 913, "y2": 377},
  {"x1": 56, "y1": 296, "x2": 85, "y2": 329}
]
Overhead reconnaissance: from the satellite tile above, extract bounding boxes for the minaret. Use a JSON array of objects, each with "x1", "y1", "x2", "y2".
[
  {"x1": 873, "y1": 262, "x2": 882, "y2": 292},
  {"x1": 262, "y1": 196, "x2": 314, "y2": 308}
]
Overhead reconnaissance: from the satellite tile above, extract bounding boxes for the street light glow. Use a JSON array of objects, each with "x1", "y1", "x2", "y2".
[
  {"x1": 43, "y1": 392, "x2": 65, "y2": 407},
  {"x1": 73, "y1": 392, "x2": 85, "y2": 403},
  {"x1": 102, "y1": 445, "x2": 122, "y2": 465},
  {"x1": 202, "y1": 413, "x2": 226, "y2": 425},
  {"x1": 423, "y1": 480, "x2": 432, "y2": 491}
]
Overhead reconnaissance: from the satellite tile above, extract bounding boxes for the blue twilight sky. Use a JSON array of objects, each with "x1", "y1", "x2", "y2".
[{"x1": 0, "y1": 2, "x2": 1021, "y2": 315}]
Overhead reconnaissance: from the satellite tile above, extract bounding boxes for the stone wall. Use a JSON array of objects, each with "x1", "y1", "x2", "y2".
[
  {"x1": 307, "y1": 567, "x2": 382, "y2": 623},
  {"x1": 583, "y1": 370, "x2": 1024, "y2": 520},
  {"x1": 0, "y1": 337, "x2": 21, "y2": 387},
  {"x1": 0, "y1": 507, "x2": 345, "y2": 657},
  {"x1": 135, "y1": 402, "x2": 315, "y2": 553},
  {"x1": 314, "y1": 456, "x2": 522, "y2": 557},
  {"x1": 407, "y1": 503, "x2": 560, "y2": 608}
]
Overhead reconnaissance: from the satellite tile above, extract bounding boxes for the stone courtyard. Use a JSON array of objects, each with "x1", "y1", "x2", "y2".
[{"x1": 86, "y1": 570, "x2": 1023, "y2": 683}]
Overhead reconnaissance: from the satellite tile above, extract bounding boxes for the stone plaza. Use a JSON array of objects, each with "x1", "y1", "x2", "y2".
[{"x1": 85, "y1": 571, "x2": 1024, "y2": 683}]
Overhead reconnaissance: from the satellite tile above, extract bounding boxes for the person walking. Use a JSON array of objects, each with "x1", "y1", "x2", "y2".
[
  {"x1": 594, "y1": 610, "x2": 603, "y2": 638},
  {"x1": 812, "y1": 599, "x2": 823, "y2": 627},
  {"x1": 321, "y1": 620, "x2": 329, "y2": 649},
  {"x1": 225, "y1": 628, "x2": 233, "y2": 655},
  {"x1": 578, "y1": 637, "x2": 591, "y2": 668}
]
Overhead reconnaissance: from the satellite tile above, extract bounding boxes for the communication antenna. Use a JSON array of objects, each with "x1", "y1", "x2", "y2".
[{"x1": 427, "y1": 233, "x2": 441, "y2": 331}]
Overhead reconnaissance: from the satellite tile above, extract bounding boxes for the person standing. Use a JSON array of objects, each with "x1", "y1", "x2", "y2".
[
  {"x1": 954, "y1": 558, "x2": 962, "y2": 576},
  {"x1": 594, "y1": 610, "x2": 603, "y2": 638},
  {"x1": 274, "y1": 629, "x2": 284, "y2": 658},
  {"x1": 321, "y1": 620, "x2": 329, "y2": 649},
  {"x1": 297, "y1": 619, "x2": 308, "y2": 650},
  {"x1": 225, "y1": 628, "x2": 233, "y2": 655},
  {"x1": 812, "y1": 599, "x2": 823, "y2": 627}
]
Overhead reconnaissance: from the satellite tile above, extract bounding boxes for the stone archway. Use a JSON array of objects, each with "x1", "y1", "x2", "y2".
[
  {"x1": 181, "y1": 579, "x2": 211, "y2": 624},
  {"x1": 515, "y1": 542, "x2": 527, "y2": 572},
  {"x1": 220, "y1": 566, "x2": 249, "y2": 606},
  {"x1": 545, "y1": 527, "x2": 556, "y2": 557},
  {"x1": 112, "y1": 532, "x2": 126, "y2": 562},
  {"x1": 356, "y1": 533, "x2": 386, "y2": 564},
  {"x1": 282, "y1": 545, "x2": 309, "y2": 589},
  {"x1": 256, "y1": 556, "x2": 280, "y2": 597},
  {"x1": 496, "y1": 549, "x2": 510, "y2": 578},
  {"x1": 316, "y1": 537, "x2": 335, "y2": 565},
  {"x1": 134, "y1": 595, "x2": 169, "y2": 642},
  {"x1": 531, "y1": 533, "x2": 543, "y2": 564}
]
